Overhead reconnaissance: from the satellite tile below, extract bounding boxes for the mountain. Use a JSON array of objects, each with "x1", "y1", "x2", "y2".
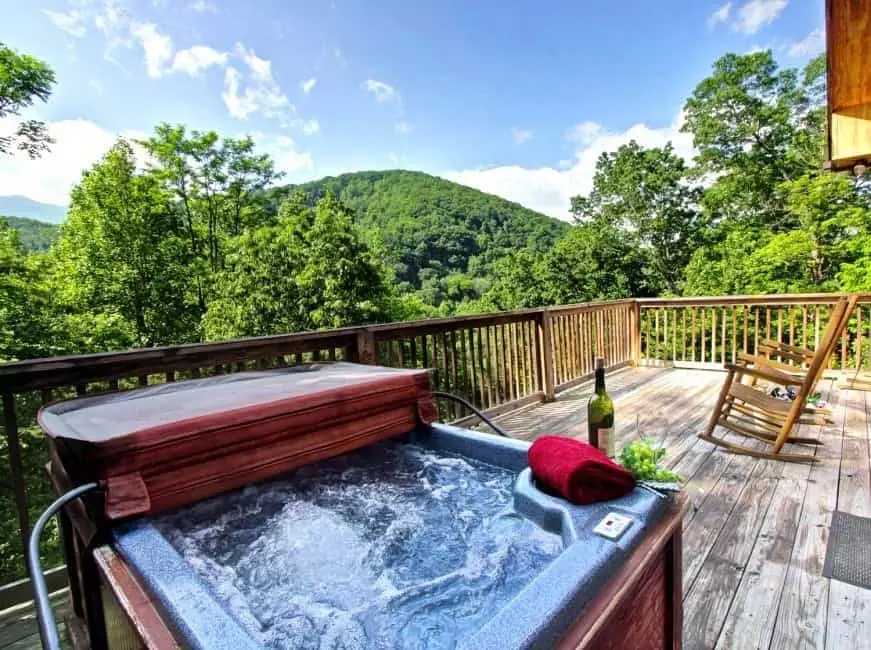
[
  {"x1": 269, "y1": 170, "x2": 569, "y2": 291},
  {"x1": 0, "y1": 196, "x2": 67, "y2": 223},
  {"x1": 1, "y1": 216, "x2": 60, "y2": 252}
]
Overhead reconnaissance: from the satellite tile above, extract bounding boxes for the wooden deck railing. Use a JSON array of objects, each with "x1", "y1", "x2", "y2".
[
  {"x1": 637, "y1": 294, "x2": 871, "y2": 370},
  {"x1": 1, "y1": 291, "x2": 867, "y2": 592}
]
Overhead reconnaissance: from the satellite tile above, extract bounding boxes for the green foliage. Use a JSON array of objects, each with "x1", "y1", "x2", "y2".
[
  {"x1": 205, "y1": 193, "x2": 392, "y2": 339},
  {"x1": 275, "y1": 170, "x2": 569, "y2": 305},
  {"x1": 619, "y1": 438, "x2": 683, "y2": 483},
  {"x1": 0, "y1": 42, "x2": 56, "y2": 158},
  {"x1": 0, "y1": 216, "x2": 59, "y2": 251},
  {"x1": 53, "y1": 140, "x2": 200, "y2": 347},
  {"x1": 681, "y1": 51, "x2": 825, "y2": 228},
  {"x1": 0, "y1": 224, "x2": 55, "y2": 361},
  {"x1": 571, "y1": 141, "x2": 705, "y2": 294}
]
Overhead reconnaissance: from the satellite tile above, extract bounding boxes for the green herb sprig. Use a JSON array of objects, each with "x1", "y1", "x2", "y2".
[{"x1": 619, "y1": 438, "x2": 683, "y2": 484}]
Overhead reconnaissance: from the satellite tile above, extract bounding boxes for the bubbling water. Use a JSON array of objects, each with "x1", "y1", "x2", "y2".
[{"x1": 153, "y1": 442, "x2": 563, "y2": 649}]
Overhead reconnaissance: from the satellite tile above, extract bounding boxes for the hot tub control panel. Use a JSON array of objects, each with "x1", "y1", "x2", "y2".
[{"x1": 593, "y1": 512, "x2": 633, "y2": 540}]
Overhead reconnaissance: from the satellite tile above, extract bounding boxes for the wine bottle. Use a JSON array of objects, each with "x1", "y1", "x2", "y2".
[{"x1": 587, "y1": 357, "x2": 615, "y2": 457}]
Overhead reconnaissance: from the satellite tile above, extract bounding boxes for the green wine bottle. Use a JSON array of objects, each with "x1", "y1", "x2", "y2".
[{"x1": 587, "y1": 357, "x2": 615, "y2": 457}]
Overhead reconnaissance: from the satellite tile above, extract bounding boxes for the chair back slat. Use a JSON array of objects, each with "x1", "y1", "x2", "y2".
[{"x1": 804, "y1": 295, "x2": 856, "y2": 390}]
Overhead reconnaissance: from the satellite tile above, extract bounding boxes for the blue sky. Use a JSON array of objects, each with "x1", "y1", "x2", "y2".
[{"x1": 0, "y1": 0, "x2": 825, "y2": 219}]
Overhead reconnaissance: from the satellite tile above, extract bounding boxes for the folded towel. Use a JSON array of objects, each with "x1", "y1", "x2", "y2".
[{"x1": 528, "y1": 435, "x2": 636, "y2": 505}]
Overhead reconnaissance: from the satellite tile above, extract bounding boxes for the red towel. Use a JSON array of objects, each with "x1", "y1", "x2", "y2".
[{"x1": 528, "y1": 435, "x2": 636, "y2": 505}]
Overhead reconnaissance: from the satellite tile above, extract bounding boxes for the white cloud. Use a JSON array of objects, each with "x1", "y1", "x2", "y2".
[
  {"x1": 734, "y1": 0, "x2": 789, "y2": 34},
  {"x1": 364, "y1": 79, "x2": 401, "y2": 104},
  {"x1": 288, "y1": 118, "x2": 320, "y2": 135},
  {"x1": 442, "y1": 113, "x2": 694, "y2": 221},
  {"x1": 189, "y1": 0, "x2": 218, "y2": 12},
  {"x1": 707, "y1": 2, "x2": 732, "y2": 28},
  {"x1": 221, "y1": 44, "x2": 297, "y2": 121},
  {"x1": 93, "y1": 0, "x2": 135, "y2": 63},
  {"x1": 235, "y1": 43, "x2": 273, "y2": 82},
  {"x1": 248, "y1": 132, "x2": 314, "y2": 178},
  {"x1": 222, "y1": 67, "x2": 290, "y2": 120},
  {"x1": 0, "y1": 118, "x2": 146, "y2": 206},
  {"x1": 88, "y1": 77, "x2": 104, "y2": 95},
  {"x1": 171, "y1": 45, "x2": 229, "y2": 76},
  {"x1": 511, "y1": 127, "x2": 533, "y2": 145},
  {"x1": 42, "y1": 8, "x2": 87, "y2": 38},
  {"x1": 395, "y1": 121, "x2": 413, "y2": 134},
  {"x1": 130, "y1": 22, "x2": 173, "y2": 78},
  {"x1": 300, "y1": 77, "x2": 317, "y2": 94},
  {"x1": 787, "y1": 27, "x2": 824, "y2": 57}
]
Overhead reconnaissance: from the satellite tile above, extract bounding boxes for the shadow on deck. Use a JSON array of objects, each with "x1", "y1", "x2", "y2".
[{"x1": 2, "y1": 367, "x2": 869, "y2": 649}]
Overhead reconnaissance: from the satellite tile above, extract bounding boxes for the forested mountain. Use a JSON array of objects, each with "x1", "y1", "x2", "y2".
[
  {"x1": 0, "y1": 196, "x2": 66, "y2": 223},
  {"x1": 269, "y1": 170, "x2": 568, "y2": 298},
  {"x1": 0, "y1": 216, "x2": 58, "y2": 251}
]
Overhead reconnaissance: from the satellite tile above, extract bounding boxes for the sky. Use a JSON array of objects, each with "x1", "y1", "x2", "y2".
[{"x1": 1, "y1": 0, "x2": 825, "y2": 220}]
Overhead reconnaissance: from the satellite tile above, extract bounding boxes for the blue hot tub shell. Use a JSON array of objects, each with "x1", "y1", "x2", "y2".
[{"x1": 112, "y1": 423, "x2": 666, "y2": 650}]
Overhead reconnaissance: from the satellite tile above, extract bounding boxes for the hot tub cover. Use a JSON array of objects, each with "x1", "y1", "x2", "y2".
[{"x1": 41, "y1": 362, "x2": 437, "y2": 519}]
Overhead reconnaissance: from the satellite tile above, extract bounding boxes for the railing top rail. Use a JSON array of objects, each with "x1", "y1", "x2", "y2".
[
  {"x1": 547, "y1": 298, "x2": 636, "y2": 314},
  {"x1": 637, "y1": 293, "x2": 871, "y2": 307},
  {"x1": 0, "y1": 327, "x2": 364, "y2": 393}
]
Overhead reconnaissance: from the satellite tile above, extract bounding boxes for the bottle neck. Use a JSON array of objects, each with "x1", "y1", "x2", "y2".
[{"x1": 594, "y1": 367, "x2": 606, "y2": 395}]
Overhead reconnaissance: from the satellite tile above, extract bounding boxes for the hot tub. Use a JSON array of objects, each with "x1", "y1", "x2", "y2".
[
  {"x1": 105, "y1": 425, "x2": 671, "y2": 650},
  {"x1": 42, "y1": 364, "x2": 686, "y2": 650}
]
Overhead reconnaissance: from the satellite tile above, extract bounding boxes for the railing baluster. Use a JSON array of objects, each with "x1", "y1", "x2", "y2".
[
  {"x1": 449, "y1": 330, "x2": 459, "y2": 407},
  {"x1": 731, "y1": 306, "x2": 737, "y2": 363},
  {"x1": 409, "y1": 336, "x2": 418, "y2": 368},
  {"x1": 3, "y1": 393, "x2": 30, "y2": 571},
  {"x1": 743, "y1": 306, "x2": 748, "y2": 358}
]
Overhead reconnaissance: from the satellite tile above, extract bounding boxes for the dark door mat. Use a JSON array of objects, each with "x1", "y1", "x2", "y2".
[{"x1": 822, "y1": 511, "x2": 871, "y2": 589}]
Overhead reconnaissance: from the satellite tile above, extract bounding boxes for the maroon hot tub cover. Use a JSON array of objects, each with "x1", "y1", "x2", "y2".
[{"x1": 40, "y1": 362, "x2": 437, "y2": 520}]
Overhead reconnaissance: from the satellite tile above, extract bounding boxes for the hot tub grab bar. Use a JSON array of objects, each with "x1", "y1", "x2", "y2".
[
  {"x1": 432, "y1": 391, "x2": 511, "y2": 437},
  {"x1": 28, "y1": 482, "x2": 101, "y2": 650}
]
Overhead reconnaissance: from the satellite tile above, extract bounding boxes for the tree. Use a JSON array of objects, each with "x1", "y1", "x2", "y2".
[
  {"x1": 52, "y1": 140, "x2": 199, "y2": 348},
  {"x1": 0, "y1": 42, "x2": 55, "y2": 158},
  {"x1": 0, "y1": 224, "x2": 55, "y2": 361},
  {"x1": 681, "y1": 51, "x2": 825, "y2": 229},
  {"x1": 683, "y1": 172, "x2": 871, "y2": 296},
  {"x1": 204, "y1": 193, "x2": 392, "y2": 339},
  {"x1": 571, "y1": 141, "x2": 705, "y2": 294},
  {"x1": 542, "y1": 221, "x2": 647, "y2": 304},
  {"x1": 141, "y1": 124, "x2": 281, "y2": 310},
  {"x1": 478, "y1": 250, "x2": 550, "y2": 310}
]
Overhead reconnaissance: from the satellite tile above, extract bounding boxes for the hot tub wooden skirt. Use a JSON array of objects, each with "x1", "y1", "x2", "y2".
[{"x1": 557, "y1": 492, "x2": 689, "y2": 650}]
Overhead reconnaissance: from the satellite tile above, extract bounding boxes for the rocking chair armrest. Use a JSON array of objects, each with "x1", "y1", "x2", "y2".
[
  {"x1": 724, "y1": 362, "x2": 801, "y2": 387},
  {"x1": 759, "y1": 339, "x2": 814, "y2": 358},
  {"x1": 756, "y1": 344, "x2": 811, "y2": 364}
]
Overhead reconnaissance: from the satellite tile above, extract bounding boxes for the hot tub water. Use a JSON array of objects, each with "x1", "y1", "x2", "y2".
[{"x1": 152, "y1": 442, "x2": 563, "y2": 649}]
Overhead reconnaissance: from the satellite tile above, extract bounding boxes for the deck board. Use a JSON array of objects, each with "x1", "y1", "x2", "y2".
[{"x1": 2, "y1": 367, "x2": 870, "y2": 649}]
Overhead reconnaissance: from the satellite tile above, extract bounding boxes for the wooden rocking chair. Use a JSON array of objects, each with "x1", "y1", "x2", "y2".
[
  {"x1": 738, "y1": 295, "x2": 853, "y2": 393},
  {"x1": 699, "y1": 296, "x2": 856, "y2": 462},
  {"x1": 733, "y1": 295, "x2": 855, "y2": 423}
]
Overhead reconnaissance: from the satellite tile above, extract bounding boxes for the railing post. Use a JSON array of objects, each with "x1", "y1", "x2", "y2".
[
  {"x1": 354, "y1": 329, "x2": 377, "y2": 364},
  {"x1": 2, "y1": 392, "x2": 31, "y2": 580},
  {"x1": 632, "y1": 300, "x2": 643, "y2": 366},
  {"x1": 536, "y1": 309, "x2": 556, "y2": 402}
]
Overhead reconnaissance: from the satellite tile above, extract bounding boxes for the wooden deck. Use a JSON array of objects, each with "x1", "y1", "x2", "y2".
[{"x1": 2, "y1": 367, "x2": 869, "y2": 649}]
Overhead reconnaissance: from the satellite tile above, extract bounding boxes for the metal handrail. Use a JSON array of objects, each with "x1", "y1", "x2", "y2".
[{"x1": 28, "y1": 483, "x2": 100, "y2": 650}]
